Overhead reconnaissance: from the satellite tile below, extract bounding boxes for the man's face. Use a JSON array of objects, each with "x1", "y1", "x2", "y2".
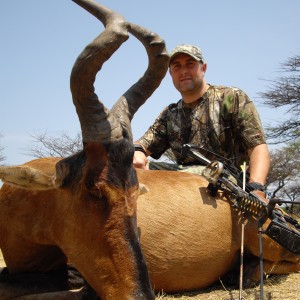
[{"x1": 169, "y1": 53, "x2": 206, "y2": 95}]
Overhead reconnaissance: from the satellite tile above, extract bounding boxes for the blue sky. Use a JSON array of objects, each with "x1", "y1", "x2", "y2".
[{"x1": 1, "y1": 0, "x2": 299, "y2": 165}]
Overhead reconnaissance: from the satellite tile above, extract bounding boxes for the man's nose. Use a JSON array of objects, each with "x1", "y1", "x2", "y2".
[{"x1": 180, "y1": 65, "x2": 189, "y2": 74}]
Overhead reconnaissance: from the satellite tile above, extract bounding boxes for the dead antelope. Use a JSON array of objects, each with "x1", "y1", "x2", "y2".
[
  {"x1": 0, "y1": 0, "x2": 169, "y2": 299},
  {"x1": 1, "y1": 0, "x2": 300, "y2": 299}
]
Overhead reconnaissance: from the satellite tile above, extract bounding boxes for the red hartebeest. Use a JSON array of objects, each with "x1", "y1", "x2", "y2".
[
  {"x1": 0, "y1": 0, "x2": 169, "y2": 299},
  {"x1": 0, "y1": 0, "x2": 300, "y2": 299}
]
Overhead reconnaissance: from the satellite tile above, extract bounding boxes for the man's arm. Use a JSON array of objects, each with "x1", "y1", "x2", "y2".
[
  {"x1": 247, "y1": 143, "x2": 270, "y2": 185},
  {"x1": 247, "y1": 143, "x2": 270, "y2": 200}
]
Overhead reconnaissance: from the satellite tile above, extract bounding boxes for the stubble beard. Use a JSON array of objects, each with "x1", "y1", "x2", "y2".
[{"x1": 179, "y1": 78, "x2": 203, "y2": 95}]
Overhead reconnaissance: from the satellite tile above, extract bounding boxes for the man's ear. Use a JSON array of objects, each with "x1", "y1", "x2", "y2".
[{"x1": 202, "y1": 62, "x2": 207, "y2": 72}]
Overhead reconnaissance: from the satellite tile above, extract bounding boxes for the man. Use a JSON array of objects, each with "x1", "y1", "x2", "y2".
[{"x1": 133, "y1": 44, "x2": 270, "y2": 195}]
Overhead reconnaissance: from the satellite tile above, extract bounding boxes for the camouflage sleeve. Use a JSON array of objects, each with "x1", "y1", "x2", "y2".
[
  {"x1": 137, "y1": 107, "x2": 170, "y2": 159},
  {"x1": 234, "y1": 89, "x2": 266, "y2": 149}
]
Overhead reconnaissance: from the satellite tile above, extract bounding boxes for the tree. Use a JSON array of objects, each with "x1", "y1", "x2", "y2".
[
  {"x1": 266, "y1": 140, "x2": 300, "y2": 214},
  {"x1": 259, "y1": 54, "x2": 300, "y2": 144},
  {"x1": 259, "y1": 53, "x2": 300, "y2": 214},
  {"x1": 27, "y1": 131, "x2": 82, "y2": 158}
]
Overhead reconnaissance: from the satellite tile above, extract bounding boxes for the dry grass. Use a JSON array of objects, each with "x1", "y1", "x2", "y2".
[
  {"x1": 1, "y1": 250, "x2": 299, "y2": 300},
  {"x1": 155, "y1": 273, "x2": 300, "y2": 300}
]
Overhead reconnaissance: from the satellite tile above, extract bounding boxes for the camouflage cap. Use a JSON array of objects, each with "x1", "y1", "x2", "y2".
[{"x1": 169, "y1": 44, "x2": 204, "y2": 64}]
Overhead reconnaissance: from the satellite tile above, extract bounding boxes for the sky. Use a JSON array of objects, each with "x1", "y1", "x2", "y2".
[{"x1": 1, "y1": 0, "x2": 300, "y2": 165}]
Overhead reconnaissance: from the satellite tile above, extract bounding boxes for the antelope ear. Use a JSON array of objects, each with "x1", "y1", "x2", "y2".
[
  {"x1": 0, "y1": 166, "x2": 56, "y2": 190},
  {"x1": 139, "y1": 183, "x2": 149, "y2": 195}
]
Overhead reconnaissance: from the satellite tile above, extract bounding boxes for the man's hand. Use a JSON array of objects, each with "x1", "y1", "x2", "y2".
[
  {"x1": 133, "y1": 151, "x2": 149, "y2": 169},
  {"x1": 246, "y1": 181, "x2": 268, "y2": 204},
  {"x1": 251, "y1": 190, "x2": 268, "y2": 204}
]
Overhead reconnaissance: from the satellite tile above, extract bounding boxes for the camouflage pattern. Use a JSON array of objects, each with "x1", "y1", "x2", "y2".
[
  {"x1": 138, "y1": 84, "x2": 266, "y2": 169},
  {"x1": 169, "y1": 44, "x2": 204, "y2": 64}
]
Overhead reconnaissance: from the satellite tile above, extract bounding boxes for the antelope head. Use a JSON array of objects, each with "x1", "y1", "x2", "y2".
[{"x1": 62, "y1": 0, "x2": 169, "y2": 298}]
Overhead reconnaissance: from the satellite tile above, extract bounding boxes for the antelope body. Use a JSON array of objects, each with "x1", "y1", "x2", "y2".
[{"x1": 1, "y1": 159, "x2": 300, "y2": 298}]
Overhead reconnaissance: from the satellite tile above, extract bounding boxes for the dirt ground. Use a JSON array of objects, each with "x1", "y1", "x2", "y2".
[{"x1": 1, "y1": 251, "x2": 299, "y2": 300}]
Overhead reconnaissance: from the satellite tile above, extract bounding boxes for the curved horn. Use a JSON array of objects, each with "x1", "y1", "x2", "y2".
[
  {"x1": 111, "y1": 23, "x2": 169, "y2": 140},
  {"x1": 71, "y1": 0, "x2": 129, "y2": 144},
  {"x1": 71, "y1": 0, "x2": 169, "y2": 144}
]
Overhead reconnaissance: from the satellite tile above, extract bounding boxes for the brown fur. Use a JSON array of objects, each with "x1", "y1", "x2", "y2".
[
  {"x1": 136, "y1": 169, "x2": 300, "y2": 292},
  {"x1": 0, "y1": 155, "x2": 154, "y2": 299},
  {"x1": 0, "y1": 159, "x2": 299, "y2": 296}
]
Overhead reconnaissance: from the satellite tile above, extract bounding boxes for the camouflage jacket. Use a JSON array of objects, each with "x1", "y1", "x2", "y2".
[{"x1": 138, "y1": 84, "x2": 266, "y2": 169}]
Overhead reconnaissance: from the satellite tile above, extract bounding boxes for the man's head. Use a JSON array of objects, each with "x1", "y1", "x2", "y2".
[
  {"x1": 168, "y1": 44, "x2": 208, "y2": 102},
  {"x1": 169, "y1": 44, "x2": 204, "y2": 65}
]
